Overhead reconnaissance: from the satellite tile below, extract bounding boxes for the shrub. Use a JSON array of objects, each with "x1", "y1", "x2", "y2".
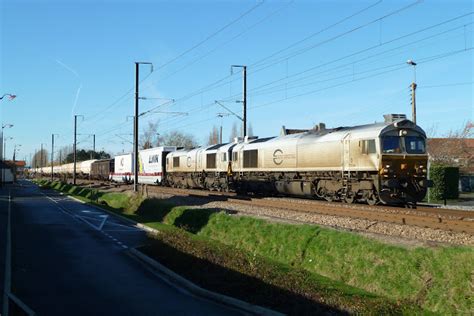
[{"x1": 429, "y1": 165, "x2": 459, "y2": 200}]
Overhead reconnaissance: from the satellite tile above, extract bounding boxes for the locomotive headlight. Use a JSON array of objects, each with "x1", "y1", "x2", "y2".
[{"x1": 381, "y1": 164, "x2": 391, "y2": 174}]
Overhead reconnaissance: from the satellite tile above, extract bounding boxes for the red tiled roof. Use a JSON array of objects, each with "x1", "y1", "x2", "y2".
[{"x1": 5, "y1": 160, "x2": 26, "y2": 167}]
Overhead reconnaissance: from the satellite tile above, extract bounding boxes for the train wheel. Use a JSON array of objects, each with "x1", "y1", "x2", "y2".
[
  {"x1": 344, "y1": 195, "x2": 355, "y2": 204},
  {"x1": 366, "y1": 194, "x2": 377, "y2": 205}
]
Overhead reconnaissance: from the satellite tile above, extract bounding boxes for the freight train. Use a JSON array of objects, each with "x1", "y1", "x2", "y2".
[{"x1": 34, "y1": 114, "x2": 432, "y2": 205}]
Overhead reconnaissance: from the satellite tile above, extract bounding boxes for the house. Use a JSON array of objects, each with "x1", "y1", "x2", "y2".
[
  {"x1": 427, "y1": 138, "x2": 474, "y2": 192},
  {"x1": 0, "y1": 161, "x2": 14, "y2": 183}
]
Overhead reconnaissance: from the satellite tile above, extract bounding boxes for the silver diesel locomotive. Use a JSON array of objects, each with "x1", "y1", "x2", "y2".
[{"x1": 165, "y1": 114, "x2": 431, "y2": 205}]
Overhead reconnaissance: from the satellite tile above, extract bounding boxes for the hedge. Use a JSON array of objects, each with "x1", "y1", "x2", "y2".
[{"x1": 429, "y1": 165, "x2": 459, "y2": 201}]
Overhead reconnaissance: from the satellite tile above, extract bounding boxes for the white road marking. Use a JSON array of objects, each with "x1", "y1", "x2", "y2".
[{"x1": 40, "y1": 189, "x2": 146, "y2": 253}]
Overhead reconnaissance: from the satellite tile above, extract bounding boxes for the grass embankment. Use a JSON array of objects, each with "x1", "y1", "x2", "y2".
[{"x1": 36, "y1": 180, "x2": 473, "y2": 314}]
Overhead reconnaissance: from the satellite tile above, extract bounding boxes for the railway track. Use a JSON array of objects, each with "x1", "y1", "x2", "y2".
[
  {"x1": 143, "y1": 185, "x2": 474, "y2": 235},
  {"x1": 45, "y1": 178, "x2": 474, "y2": 235}
]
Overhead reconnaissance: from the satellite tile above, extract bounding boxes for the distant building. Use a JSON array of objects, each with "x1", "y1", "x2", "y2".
[
  {"x1": 4, "y1": 160, "x2": 26, "y2": 182},
  {"x1": 427, "y1": 138, "x2": 474, "y2": 192},
  {"x1": 0, "y1": 161, "x2": 14, "y2": 183}
]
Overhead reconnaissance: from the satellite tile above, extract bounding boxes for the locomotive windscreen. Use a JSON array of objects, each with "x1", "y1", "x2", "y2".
[
  {"x1": 405, "y1": 136, "x2": 425, "y2": 154},
  {"x1": 382, "y1": 136, "x2": 401, "y2": 153}
]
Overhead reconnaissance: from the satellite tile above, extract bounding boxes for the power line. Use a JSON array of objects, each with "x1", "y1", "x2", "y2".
[
  {"x1": 250, "y1": 0, "x2": 383, "y2": 68},
  {"x1": 251, "y1": 0, "x2": 423, "y2": 72},
  {"x1": 244, "y1": 14, "x2": 473, "y2": 97},
  {"x1": 86, "y1": 0, "x2": 388, "y2": 127},
  {"x1": 156, "y1": 1, "x2": 265, "y2": 71},
  {"x1": 83, "y1": 2, "x2": 265, "y2": 126},
  {"x1": 249, "y1": 47, "x2": 473, "y2": 111},
  {"x1": 153, "y1": 1, "x2": 294, "y2": 83},
  {"x1": 418, "y1": 82, "x2": 473, "y2": 89},
  {"x1": 92, "y1": 11, "x2": 473, "y2": 144},
  {"x1": 248, "y1": 22, "x2": 472, "y2": 97}
]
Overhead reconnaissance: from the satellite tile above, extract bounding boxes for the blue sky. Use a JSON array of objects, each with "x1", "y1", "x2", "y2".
[{"x1": 1, "y1": 0, "x2": 472, "y2": 163}]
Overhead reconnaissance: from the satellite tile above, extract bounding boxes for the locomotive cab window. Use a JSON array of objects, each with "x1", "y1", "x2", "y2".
[
  {"x1": 382, "y1": 136, "x2": 401, "y2": 153},
  {"x1": 173, "y1": 157, "x2": 180, "y2": 168},
  {"x1": 221, "y1": 153, "x2": 227, "y2": 162},
  {"x1": 232, "y1": 152, "x2": 238, "y2": 161},
  {"x1": 360, "y1": 139, "x2": 376, "y2": 154},
  {"x1": 243, "y1": 150, "x2": 258, "y2": 168},
  {"x1": 404, "y1": 136, "x2": 425, "y2": 154},
  {"x1": 207, "y1": 153, "x2": 216, "y2": 169}
]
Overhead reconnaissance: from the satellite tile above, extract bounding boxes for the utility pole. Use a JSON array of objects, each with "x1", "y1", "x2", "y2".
[
  {"x1": 74, "y1": 116, "x2": 77, "y2": 185},
  {"x1": 243, "y1": 66, "x2": 247, "y2": 138},
  {"x1": 134, "y1": 63, "x2": 139, "y2": 193},
  {"x1": 133, "y1": 62, "x2": 153, "y2": 193},
  {"x1": 40, "y1": 143, "x2": 44, "y2": 173},
  {"x1": 217, "y1": 113, "x2": 231, "y2": 144},
  {"x1": 410, "y1": 82, "x2": 417, "y2": 124},
  {"x1": 406, "y1": 60, "x2": 417, "y2": 124},
  {"x1": 231, "y1": 65, "x2": 247, "y2": 137},
  {"x1": 89, "y1": 134, "x2": 96, "y2": 159},
  {"x1": 51, "y1": 134, "x2": 58, "y2": 182},
  {"x1": 219, "y1": 125, "x2": 223, "y2": 144},
  {"x1": 73, "y1": 115, "x2": 83, "y2": 185}
]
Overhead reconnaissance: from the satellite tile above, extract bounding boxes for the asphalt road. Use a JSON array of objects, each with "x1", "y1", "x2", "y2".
[
  {"x1": 1, "y1": 181, "x2": 243, "y2": 316},
  {"x1": 0, "y1": 185, "x2": 9, "y2": 311}
]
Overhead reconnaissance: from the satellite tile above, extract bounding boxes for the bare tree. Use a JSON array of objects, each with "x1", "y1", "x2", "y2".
[
  {"x1": 207, "y1": 126, "x2": 219, "y2": 145},
  {"x1": 229, "y1": 122, "x2": 238, "y2": 142},
  {"x1": 58, "y1": 145, "x2": 73, "y2": 164},
  {"x1": 141, "y1": 121, "x2": 159, "y2": 149},
  {"x1": 248, "y1": 122, "x2": 254, "y2": 137},
  {"x1": 428, "y1": 120, "x2": 473, "y2": 168},
  {"x1": 32, "y1": 149, "x2": 49, "y2": 168},
  {"x1": 158, "y1": 131, "x2": 197, "y2": 149}
]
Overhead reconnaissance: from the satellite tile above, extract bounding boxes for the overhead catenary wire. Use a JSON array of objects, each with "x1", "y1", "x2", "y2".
[
  {"x1": 250, "y1": 0, "x2": 383, "y2": 68},
  {"x1": 94, "y1": 44, "x2": 473, "y2": 142},
  {"x1": 418, "y1": 82, "x2": 473, "y2": 89},
  {"x1": 87, "y1": 2, "x2": 447, "y2": 134},
  {"x1": 250, "y1": 0, "x2": 424, "y2": 72},
  {"x1": 156, "y1": 0, "x2": 265, "y2": 71},
  {"x1": 84, "y1": 1, "x2": 411, "y2": 128},
  {"x1": 154, "y1": 0, "x2": 294, "y2": 83},
  {"x1": 243, "y1": 14, "x2": 473, "y2": 97},
  {"x1": 82, "y1": 1, "x2": 265, "y2": 126},
  {"x1": 249, "y1": 47, "x2": 473, "y2": 111},
  {"x1": 247, "y1": 22, "x2": 472, "y2": 97},
  {"x1": 91, "y1": 10, "x2": 473, "y2": 146}
]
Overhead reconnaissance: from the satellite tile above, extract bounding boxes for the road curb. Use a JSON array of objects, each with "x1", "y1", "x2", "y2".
[
  {"x1": 64, "y1": 192, "x2": 282, "y2": 315},
  {"x1": 126, "y1": 247, "x2": 282, "y2": 316}
]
